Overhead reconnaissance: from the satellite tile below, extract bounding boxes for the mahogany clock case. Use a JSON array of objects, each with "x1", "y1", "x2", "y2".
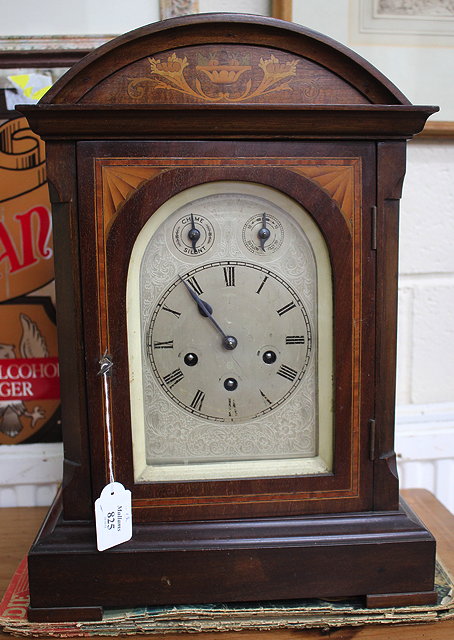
[{"x1": 19, "y1": 14, "x2": 438, "y2": 621}]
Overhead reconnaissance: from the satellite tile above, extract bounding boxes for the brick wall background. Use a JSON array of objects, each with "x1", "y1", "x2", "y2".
[
  {"x1": 395, "y1": 139, "x2": 454, "y2": 513},
  {"x1": 398, "y1": 140, "x2": 454, "y2": 407}
]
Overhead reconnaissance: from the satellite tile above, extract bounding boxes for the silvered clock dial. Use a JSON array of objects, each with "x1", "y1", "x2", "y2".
[
  {"x1": 147, "y1": 260, "x2": 312, "y2": 421},
  {"x1": 127, "y1": 182, "x2": 333, "y2": 483}
]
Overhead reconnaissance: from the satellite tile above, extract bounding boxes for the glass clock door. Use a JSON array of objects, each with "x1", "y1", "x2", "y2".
[{"x1": 127, "y1": 182, "x2": 333, "y2": 483}]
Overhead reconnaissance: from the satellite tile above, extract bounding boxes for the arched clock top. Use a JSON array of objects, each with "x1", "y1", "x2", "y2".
[
  {"x1": 41, "y1": 14, "x2": 408, "y2": 107},
  {"x1": 19, "y1": 13, "x2": 437, "y2": 141}
]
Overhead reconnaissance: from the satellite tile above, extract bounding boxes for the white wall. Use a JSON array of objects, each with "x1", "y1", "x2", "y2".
[
  {"x1": 396, "y1": 139, "x2": 454, "y2": 513},
  {"x1": 0, "y1": 0, "x2": 270, "y2": 36},
  {"x1": 0, "y1": 0, "x2": 160, "y2": 35},
  {"x1": 398, "y1": 139, "x2": 454, "y2": 406}
]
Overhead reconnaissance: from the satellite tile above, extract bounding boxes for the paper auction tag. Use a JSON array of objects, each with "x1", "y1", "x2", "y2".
[{"x1": 94, "y1": 482, "x2": 132, "y2": 551}]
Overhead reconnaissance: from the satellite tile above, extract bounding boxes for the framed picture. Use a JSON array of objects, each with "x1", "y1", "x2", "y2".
[
  {"x1": 351, "y1": 0, "x2": 453, "y2": 135},
  {"x1": 292, "y1": 0, "x2": 452, "y2": 136}
]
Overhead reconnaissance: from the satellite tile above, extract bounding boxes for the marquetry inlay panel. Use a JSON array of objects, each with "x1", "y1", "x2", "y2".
[
  {"x1": 80, "y1": 45, "x2": 371, "y2": 106},
  {"x1": 100, "y1": 159, "x2": 358, "y2": 229}
]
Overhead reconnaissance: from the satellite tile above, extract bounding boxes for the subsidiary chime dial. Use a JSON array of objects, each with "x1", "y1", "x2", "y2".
[{"x1": 128, "y1": 182, "x2": 332, "y2": 480}]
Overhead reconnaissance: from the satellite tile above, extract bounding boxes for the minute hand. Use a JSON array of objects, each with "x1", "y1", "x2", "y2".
[{"x1": 179, "y1": 276, "x2": 238, "y2": 351}]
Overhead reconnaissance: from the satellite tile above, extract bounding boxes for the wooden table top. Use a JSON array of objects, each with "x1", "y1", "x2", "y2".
[{"x1": 1, "y1": 489, "x2": 453, "y2": 639}]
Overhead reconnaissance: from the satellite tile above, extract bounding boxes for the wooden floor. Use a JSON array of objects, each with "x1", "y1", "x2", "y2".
[{"x1": 1, "y1": 489, "x2": 453, "y2": 639}]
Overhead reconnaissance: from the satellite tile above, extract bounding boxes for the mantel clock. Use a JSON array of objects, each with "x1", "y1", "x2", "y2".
[{"x1": 20, "y1": 13, "x2": 439, "y2": 621}]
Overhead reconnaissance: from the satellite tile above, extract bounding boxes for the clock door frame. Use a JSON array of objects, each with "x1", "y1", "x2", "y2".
[{"x1": 76, "y1": 140, "x2": 376, "y2": 522}]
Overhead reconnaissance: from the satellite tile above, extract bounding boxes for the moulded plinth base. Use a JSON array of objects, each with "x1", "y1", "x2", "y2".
[{"x1": 27, "y1": 494, "x2": 436, "y2": 622}]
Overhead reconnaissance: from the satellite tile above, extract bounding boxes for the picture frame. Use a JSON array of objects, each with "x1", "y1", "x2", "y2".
[
  {"x1": 0, "y1": 36, "x2": 113, "y2": 69},
  {"x1": 292, "y1": 0, "x2": 452, "y2": 136},
  {"x1": 272, "y1": 0, "x2": 292, "y2": 21},
  {"x1": 351, "y1": 0, "x2": 453, "y2": 136}
]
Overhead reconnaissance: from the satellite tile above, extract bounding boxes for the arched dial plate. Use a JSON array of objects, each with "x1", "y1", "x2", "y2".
[{"x1": 127, "y1": 182, "x2": 333, "y2": 482}]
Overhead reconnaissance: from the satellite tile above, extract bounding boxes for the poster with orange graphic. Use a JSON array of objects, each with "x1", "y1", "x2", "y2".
[{"x1": 0, "y1": 116, "x2": 60, "y2": 443}]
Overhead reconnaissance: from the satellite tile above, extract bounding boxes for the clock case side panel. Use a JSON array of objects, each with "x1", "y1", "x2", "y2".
[
  {"x1": 45, "y1": 142, "x2": 93, "y2": 521},
  {"x1": 372, "y1": 141, "x2": 407, "y2": 511},
  {"x1": 77, "y1": 154, "x2": 373, "y2": 521}
]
